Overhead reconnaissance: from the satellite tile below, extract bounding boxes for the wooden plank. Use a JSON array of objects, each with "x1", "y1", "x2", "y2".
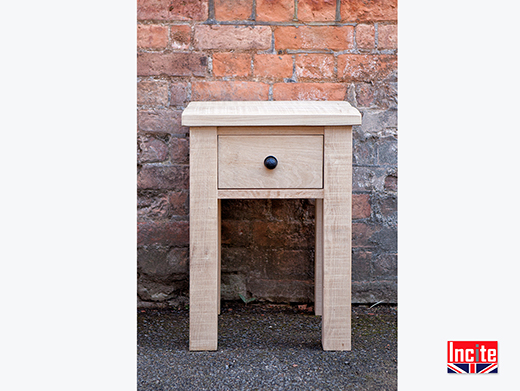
[
  {"x1": 218, "y1": 135, "x2": 323, "y2": 189},
  {"x1": 189, "y1": 126, "x2": 219, "y2": 351},
  {"x1": 218, "y1": 126, "x2": 324, "y2": 135},
  {"x1": 322, "y1": 126, "x2": 352, "y2": 351},
  {"x1": 217, "y1": 189, "x2": 324, "y2": 199},
  {"x1": 315, "y1": 198, "x2": 323, "y2": 316},
  {"x1": 218, "y1": 199, "x2": 221, "y2": 315},
  {"x1": 182, "y1": 101, "x2": 362, "y2": 127}
]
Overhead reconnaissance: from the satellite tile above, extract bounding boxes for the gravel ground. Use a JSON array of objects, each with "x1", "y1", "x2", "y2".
[{"x1": 137, "y1": 302, "x2": 397, "y2": 390}]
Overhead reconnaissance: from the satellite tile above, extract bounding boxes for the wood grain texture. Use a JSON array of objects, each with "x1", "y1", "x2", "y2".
[
  {"x1": 322, "y1": 126, "x2": 352, "y2": 351},
  {"x1": 218, "y1": 189, "x2": 324, "y2": 199},
  {"x1": 218, "y1": 126, "x2": 324, "y2": 135},
  {"x1": 189, "y1": 127, "x2": 219, "y2": 351},
  {"x1": 182, "y1": 101, "x2": 362, "y2": 127},
  {"x1": 218, "y1": 199, "x2": 221, "y2": 316},
  {"x1": 218, "y1": 135, "x2": 323, "y2": 189},
  {"x1": 315, "y1": 198, "x2": 324, "y2": 316}
]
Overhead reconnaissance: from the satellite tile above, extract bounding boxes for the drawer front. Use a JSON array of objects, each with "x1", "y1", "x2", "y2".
[{"x1": 218, "y1": 135, "x2": 323, "y2": 189}]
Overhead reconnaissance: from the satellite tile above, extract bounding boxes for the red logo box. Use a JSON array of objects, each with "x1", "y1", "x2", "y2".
[{"x1": 447, "y1": 341, "x2": 498, "y2": 374}]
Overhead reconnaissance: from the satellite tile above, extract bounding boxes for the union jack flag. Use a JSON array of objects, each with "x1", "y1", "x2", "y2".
[{"x1": 447, "y1": 363, "x2": 498, "y2": 374}]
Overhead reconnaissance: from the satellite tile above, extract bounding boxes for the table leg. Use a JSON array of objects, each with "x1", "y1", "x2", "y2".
[
  {"x1": 315, "y1": 198, "x2": 323, "y2": 316},
  {"x1": 189, "y1": 127, "x2": 219, "y2": 351},
  {"x1": 322, "y1": 126, "x2": 352, "y2": 351},
  {"x1": 218, "y1": 199, "x2": 221, "y2": 315}
]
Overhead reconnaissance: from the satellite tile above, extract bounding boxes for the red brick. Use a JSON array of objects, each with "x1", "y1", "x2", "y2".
[
  {"x1": 273, "y1": 83, "x2": 347, "y2": 101},
  {"x1": 215, "y1": 0, "x2": 253, "y2": 20},
  {"x1": 137, "y1": 164, "x2": 189, "y2": 190},
  {"x1": 340, "y1": 0, "x2": 397, "y2": 22},
  {"x1": 271, "y1": 199, "x2": 314, "y2": 221},
  {"x1": 354, "y1": 82, "x2": 397, "y2": 109},
  {"x1": 352, "y1": 222, "x2": 375, "y2": 247},
  {"x1": 384, "y1": 174, "x2": 397, "y2": 191},
  {"x1": 298, "y1": 0, "x2": 336, "y2": 22},
  {"x1": 213, "y1": 53, "x2": 252, "y2": 78},
  {"x1": 194, "y1": 25, "x2": 271, "y2": 50},
  {"x1": 252, "y1": 221, "x2": 313, "y2": 248},
  {"x1": 373, "y1": 253, "x2": 397, "y2": 277},
  {"x1": 137, "y1": 24, "x2": 168, "y2": 49},
  {"x1": 275, "y1": 26, "x2": 354, "y2": 51},
  {"x1": 137, "y1": 134, "x2": 169, "y2": 163},
  {"x1": 137, "y1": 80, "x2": 169, "y2": 106},
  {"x1": 137, "y1": 192, "x2": 171, "y2": 221},
  {"x1": 137, "y1": 247, "x2": 189, "y2": 277},
  {"x1": 263, "y1": 249, "x2": 313, "y2": 279},
  {"x1": 295, "y1": 54, "x2": 334, "y2": 79},
  {"x1": 378, "y1": 24, "x2": 397, "y2": 49},
  {"x1": 352, "y1": 194, "x2": 371, "y2": 219},
  {"x1": 170, "y1": 25, "x2": 191, "y2": 50},
  {"x1": 254, "y1": 54, "x2": 293, "y2": 79},
  {"x1": 356, "y1": 24, "x2": 375, "y2": 49},
  {"x1": 137, "y1": 0, "x2": 208, "y2": 21},
  {"x1": 380, "y1": 195, "x2": 396, "y2": 217},
  {"x1": 221, "y1": 199, "x2": 270, "y2": 221},
  {"x1": 170, "y1": 137, "x2": 189, "y2": 164},
  {"x1": 338, "y1": 54, "x2": 396, "y2": 81},
  {"x1": 352, "y1": 250, "x2": 372, "y2": 280},
  {"x1": 221, "y1": 220, "x2": 252, "y2": 247},
  {"x1": 137, "y1": 221, "x2": 189, "y2": 246},
  {"x1": 355, "y1": 83, "x2": 375, "y2": 107},
  {"x1": 192, "y1": 81, "x2": 269, "y2": 101},
  {"x1": 137, "y1": 52, "x2": 207, "y2": 76},
  {"x1": 169, "y1": 82, "x2": 188, "y2": 106},
  {"x1": 247, "y1": 279, "x2": 313, "y2": 303},
  {"x1": 138, "y1": 109, "x2": 183, "y2": 134},
  {"x1": 169, "y1": 191, "x2": 189, "y2": 216},
  {"x1": 257, "y1": 0, "x2": 295, "y2": 22}
]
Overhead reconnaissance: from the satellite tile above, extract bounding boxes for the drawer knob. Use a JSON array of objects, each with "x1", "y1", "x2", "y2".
[{"x1": 264, "y1": 155, "x2": 278, "y2": 170}]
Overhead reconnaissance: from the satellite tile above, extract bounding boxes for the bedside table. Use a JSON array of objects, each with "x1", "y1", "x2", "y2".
[{"x1": 182, "y1": 101, "x2": 361, "y2": 351}]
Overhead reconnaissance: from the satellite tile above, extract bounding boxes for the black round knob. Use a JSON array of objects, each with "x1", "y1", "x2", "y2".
[{"x1": 264, "y1": 156, "x2": 278, "y2": 169}]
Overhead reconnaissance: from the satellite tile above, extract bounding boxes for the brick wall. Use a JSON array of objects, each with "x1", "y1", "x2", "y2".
[{"x1": 137, "y1": 0, "x2": 397, "y2": 307}]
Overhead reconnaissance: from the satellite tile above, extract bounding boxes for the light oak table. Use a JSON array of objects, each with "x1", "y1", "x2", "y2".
[{"x1": 182, "y1": 101, "x2": 361, "y2": 351}]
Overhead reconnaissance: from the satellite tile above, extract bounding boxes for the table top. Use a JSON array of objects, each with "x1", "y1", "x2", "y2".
[{"x1": 181, "y1": 101, "x2": 362, "y2": 127}]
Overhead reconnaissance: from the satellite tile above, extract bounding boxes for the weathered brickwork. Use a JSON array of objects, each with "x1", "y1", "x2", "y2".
[{"x1": 137, "y1": 0, "x2": 397, "y2": 308}]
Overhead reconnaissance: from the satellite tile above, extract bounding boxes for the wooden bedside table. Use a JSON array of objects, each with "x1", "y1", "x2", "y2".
[{"x1": 182, "y1": 101, "x2": 361, "y2": 351}]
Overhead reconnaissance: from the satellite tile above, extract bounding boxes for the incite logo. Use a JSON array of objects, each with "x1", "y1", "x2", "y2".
[{"x1": 447, "y1": 341, "x2": 498, "y2": 374}]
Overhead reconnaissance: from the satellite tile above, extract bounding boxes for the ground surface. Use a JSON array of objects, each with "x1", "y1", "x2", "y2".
[{"x1": 137, "y1": 302, "x2": 397, "y2": 390}]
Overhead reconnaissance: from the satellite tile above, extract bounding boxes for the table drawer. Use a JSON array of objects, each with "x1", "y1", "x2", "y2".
[{"x1": 218, "y1": 135, "x2": 323, "y2": 189}]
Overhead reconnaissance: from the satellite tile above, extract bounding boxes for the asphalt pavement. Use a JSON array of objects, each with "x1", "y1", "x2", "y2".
[{"x1": 137, "y1": 302, "x2": 397, "y2": 390}]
